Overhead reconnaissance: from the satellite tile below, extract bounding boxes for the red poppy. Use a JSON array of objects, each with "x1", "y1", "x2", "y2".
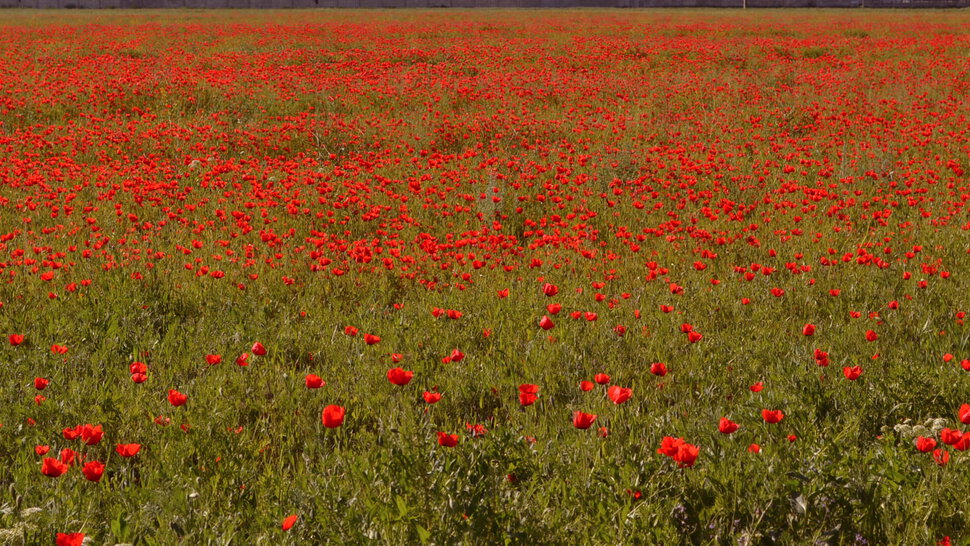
[
  {"x1": 56, "y1": 534, "x2": 85, "y2": 546},
  {"x1": 236, "y1": 353, "x2": 250, "y2": 366},
  {"x1": 865, "y1": 330, "x2": 878, "y2": 342},
  {"x1": 748, "y1": 443, "x2": 761, "y2": 453},
  {"x1": 650, "y1": 362, "x2": 667, "y2": 376},
  {"x1": 916, "y1": 436, "x2": 936, "y2": 453},
  {"x1": 750, "y1": 382, "x2": 764, "y2": 392},
  {"x1": 115, "y1": 444, "x2": 141, "y2": 457},
  {"x1": 305, "y1": 374, "x2": 325, "y2": 389},
  {"x1": 594, "y1": 373, "x2": 610, "y2": 385},
  {"x1": 802, "y1": 324, "x2": 816, "y2": 336},
  {"x1": 572, "y1": 411, "x2": 597, "y2": 429},
  {"x1": 842, "y1": 366, "x2": 862, "y2": 381},
  {"x1": 60, "y1": 448, "x2": 76, "y2": 466},
  {"x1": 933, "y1": 448, "x2": 950, "y2": 466},
  {"x1": 42, "y1": 457, "x2": 69, "y2": 477},
  {"x1": 607, "y1": 385, "x2": 632, "y2": 405},
  {"x1": 251, "y1": 342, "x2": 266, "y2": 356},
  {"x1": 34, "y1": 377, "x2": 49, "y2": 390},
  {"x1": 82, "y1": 460, "x2": 105, "y2": 482},
  {"x1": 657, "y1": 436, "x2": 685, "y2": 457},
  {"x1": 344, "y1": 326, "x2": 358, "y2": 336},
  {"x1": 168, "y1": 389, "x2": 188, "y2": 407},
  {"x1": 673, "y1": 442, "x2": 700, "y2": 468},
  {"x1": 131, "y1": 373, "x2": 148, "y2": 384},
  {"x1": 718, "y1": 417, "x2": 739, "y2": 434},
  {"x1": 579, "y1": 380, "x2": 594, "y2": 391},
  {"x1": 546, "y1": 303, "x2": 562, "y2": 315},
  {"x1": 961, "y1": 359, "x2": 970, "y2": 371},
  {"x1": 387, "y1": 367, "x2": 414, "y2": 386},
  {"x1": 8, "y1": 334, "x2": 24, "y2": 346},
  {"x1": 321, "y1": 405, "x2": 345, "y2": 428},
  {"x1": 80, "y1": 424, "x2": 104, "y2": 445},
  {"x1": 282, "y1": 514, "x2": 298, "y2": 531},
  {"x1": 364, "y1": 334, "x2": 381, "y2": 345},
  {"x1": 659, "y1": 305, "x2": 674, "y2": 313},
  {"x1": 205, "y1": 354, "x2": 222, "y2": 365},
  {"x1": 35, "y1": 445, "x2": 50, "y2": 456},
  {"x1": 542, "y1": 283, "x2": 558, "y2": 297},
  {"x1": 448, "y1": 348, "x2": 464, "y2": 362},
  {"x1": 130, "y1": 362, "x2": 147, "y2": 374},
  {"x1": 518, "y1": 384, "x2": 539, "y2": 406},
  {"x1": 959, "y1": 403, "x2": 970, "y2": 425},
  {"x1": 762, "y1": 409, "x2": 784, "y2": 424},
  {"x1": 422, "y1": 391, "x2": 441, "y2": 404},
  {"x1": 940, "y1": 428, "x2": 962, "y2": 445},
  {"x1": 953, "y1": 433, "x2": 970, "y2": 452},
  {"x1": 687, "y1": 331, "x2": 703, "y2": 343},
  {"x1": 437, "y1": 431, "x2": 459, "y2": 447},
  {"x1": 539, "y1": 316, "x2": 555, "y2": 330},
  {"x1": 63, "y1": 426, "x2": 82, "y2": 440}
]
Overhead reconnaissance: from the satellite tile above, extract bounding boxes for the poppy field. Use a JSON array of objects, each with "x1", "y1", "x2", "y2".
[{"x1": 2, "y1": 8, "x2": 970, "y2": 545}]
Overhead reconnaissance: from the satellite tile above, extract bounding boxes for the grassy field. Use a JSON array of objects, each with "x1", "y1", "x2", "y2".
[{"x1": 1, "y1": 9, "x2": 970, "y2": 545}]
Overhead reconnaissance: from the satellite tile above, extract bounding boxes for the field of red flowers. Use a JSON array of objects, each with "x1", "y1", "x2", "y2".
[{"x1": 2, "y1": 9, "x2": 970, "y2": 544}]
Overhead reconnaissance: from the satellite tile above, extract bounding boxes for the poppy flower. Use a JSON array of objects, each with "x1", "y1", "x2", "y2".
[
  {"x1": 673, "y1": 442, "x2": 700, "y2": 467},
  {"x1": 518, "y1": 384, "x2": 539, "y2": 406},
  {"x1": 748, "y1": 443, "x2": 761, "y2": 453},
  {"x1": 865, "y1": 330, "x2": 878, "y2": 342},
  {"x1": 251, "y1": 342, "x2": 266, "y2": 356},
  {"x1": 437, "y1": 431, "x2": 459, "y2": 447},
  {"x1": 42, "y1": 457, "x2": 69, "y2": 477},
  {"x1": 584, "y1": 312, "x2": 597, "y2": 322},
  {"x1": 546, "y1": 303, "x2": 561, "y2": 315},
  {"x1": 657, "y1": 436, "x2": 686, "y2": 457},
  {"x1": 659, "y1": 305, "x2": 674, "y2": 313},
  {"x1": 168, "y1": 389, "x2": 188, "y2": 407},
  {"x1": 933, "y1": 448, "x2": 950, "y2": 466},
  {"x1": 542, "y1": 283, "x2": 559, "y2": 297},
  {"x1": 572, "y1": 411, "x2": 597, "y2": 429},
  {"x1": 594, "y1": 373, "x2": 610, "y2": 385},
  {"x1": 959, "y1": 403, "x2": 970, "y2": 425},
  {"x1": 391, "y1": 353, "x2": 403, "y2": 363},
  {"x1": 842, "y1": 366, "x2": 862, "y2": 381},
  {"x1": 130, "y1": 362, "x2": 147, "y2": 374},
  {"x1": 344, "y1": 326, "x2": 358, "y2": 336},
  {"x1": 718, "y1": 417, "x2": 739, "y2": 435},
  {"x1": 539, "y1": 316, "x2": 555, "y2": 330},
  {"x1": 115, "y1": 444, "x2": 141, "y2": 457},
  {"x1": 305, "y1": 374, "x2": 325, "y2": 389},
  {"x1": 363, "y1": 334, "x2": 380, "y2": 345},
  {"x1": 953, "y1": 433, "x2": 970, "y2": 452},
  {"x1": 131, "y1": 373, "x2": 148, "y2": 383},
  {"x1": 282, "y1": 514, "x2": 298, "y2": 531},
  {"x1": 8, "y1": 334, "x2": 24, "y2": 346},
  {"x1": 60, "y1": 448, "x2": 76, "y2": 466},
  {"x1": 579, "y1": 380, "x2": 594, "y2": 391},
  {"x1": 82, "y1": 460, "x2": 105, "y2": 482},
  {"x1": 607, "y1": 385, "x2": 632, "y2": 404},
  {"x1": 650, "y1": 362, "x2": 667, "y2": 376},
  {"x1": 56, "y1": 534, "x2": 85, "y2": 546},
  {"x1": 205, "y1": 354, "x2": 222, "y2": 365},
  {"x1": 802, "y1": 324, "x2": 816, "y2": 336},
  {"x1": 34, "y1": 377, "x2": 49, "y2": 390},
  {"x1": 236, "y1": 353, "x2": 250, "y2": 366},
  {"x1": 422, "y1": 391, "x2": 441, "y2": 404},
  {"x1": 916, "y1": 436, "x2": 936, "y2": 453},
  {"x1": 961, "y1": 359, "x2": 970, "y2": 371},
  {"x1": 449, "y1": 349, "x2": 464, "y2": 362},
  {"x1": 750, "y1": 382, "x2": 764, "y2": 392},
  {"x1": 80, "y1": 424, "x2": 104, "y2": 445},
  {"x1": 687, "y1": 331, "x2": 703, "y2": 343},
  {"x1": 940, "y1": 428, "x2": 962, "y2": 446},
  {"x1": 787, "y1": 435, "x2": 798, "y2": 443},
  {"x1": 321, "y1": 405, "x2": 345, "y2": 428},
  {"x1": 387, "y1": 367, "x2": 414, "y2": 386},
  {"x1": 35, "y1": 445, "x2": 50, "y2": 456},
  {"x1": 762, "y1": 409, "x2": 784, "y2": 424},
  {"x1": 63, "y1": 426, "x2": 83, "y2": 440}
]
